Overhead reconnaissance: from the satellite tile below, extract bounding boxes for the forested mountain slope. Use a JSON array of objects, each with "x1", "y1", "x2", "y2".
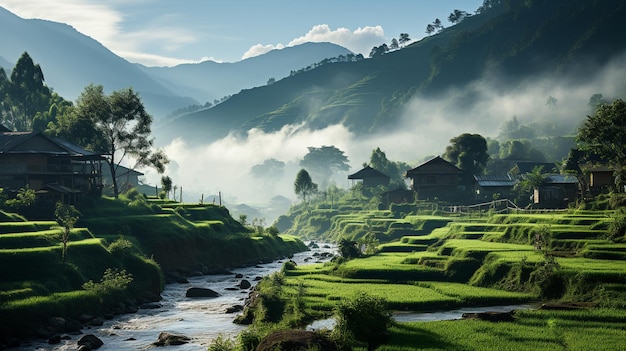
[{"x1": 158, "y1": 0, "x2": 626, "y2": 146}]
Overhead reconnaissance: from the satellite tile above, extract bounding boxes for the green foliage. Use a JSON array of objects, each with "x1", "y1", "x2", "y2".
[
  {"x1": 607, "y1": 209, "x2": 626, "y2": 242},
  {"x1": 82, "y1": 268, "x2": 133, "y2": 295},
  {"x1": 207, "y1": 334, "x2": 236, "y2": 351},
  {"x1": 333, "y1": 291, "x2": 393, "y2": 351},
  {"x1": 54, "y1": 202, "x2": 80, "y2": 262},
  {"x1": 294, "y1": 169, "x2": 318, "y2": 204},
  {"x1": 443, "y1": 133, "x2": 489, "y2": 181},
  {"x1": 5, "y1": 186, "x2": 36, "y2": 211},
  {"x1": 577, "y1": 99, "x2": 626, "y2": 191},
  {"x1": 338, "y1": 238, "x2": 361, "y2": 259},
  {"x1": 300, "y1": 146, "x2": 349, "y2": 190}
]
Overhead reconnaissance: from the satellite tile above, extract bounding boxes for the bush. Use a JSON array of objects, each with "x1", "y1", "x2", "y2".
[
  {"x1": 207, "y1": 334, "x2": 235, "y2": 351},
  {"x1": 82, "y1": 268, "x2": 133, "y2": 295},
  {"x1": 333, "y1": 292, "x2": 393, "y2": 351}
]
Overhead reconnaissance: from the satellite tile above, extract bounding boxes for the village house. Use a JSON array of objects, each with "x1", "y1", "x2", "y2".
[
  {"x1": 533, "y1": 174, "x2": 579, "y2": 209},
  {"x1": 0, "y1": 127, "x2": 103, "y2": 205},
  {"x1": 404, "y1": 156, "x2": 464, "y2": 202},
  {"x1": 348, "y1": 165, "x2": 390, "y2": 188},
  {"x1": 474, "y1": 174, "x2": 516, "y2": 201}
]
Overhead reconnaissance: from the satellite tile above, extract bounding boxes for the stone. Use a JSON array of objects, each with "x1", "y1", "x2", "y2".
[
  {"x1": 235, "y1": 273, "x2": 244, "y2": 278},
  {"x1": 77, "y1": 334, "x2": 104, "y2": 350},
  {"x1": 153, "y1": 332, "x2": 191, "y2": 346},
  {"x1": 185, "y1": 287, "x2": 220, "y2": 298},
  {"x1": 48, "y1": 334, "x2": 61, "y2": 344},
  {"x1": 140, "y1": 302, "x2": 163, "y2": 309},
  {"x1": 239, "y1": 279, "x2": 252, "y2": 289},
  {"x1": 225, "y1": 305, "x2": 244, "y2": 314}
]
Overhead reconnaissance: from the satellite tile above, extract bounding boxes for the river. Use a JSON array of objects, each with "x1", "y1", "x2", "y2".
[{"x1": 19, "y1": 243, "x2": 337, "y2": 351}]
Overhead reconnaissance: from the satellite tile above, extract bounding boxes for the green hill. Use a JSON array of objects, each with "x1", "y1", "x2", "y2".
[{"x1": 158, "y1": 0, "x2": 626, "y2": 146}]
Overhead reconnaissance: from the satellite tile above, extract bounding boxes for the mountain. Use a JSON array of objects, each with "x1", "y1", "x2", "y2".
[
  {"x1": 156, "y1": 0, "x2": 626, "y2": 148},
  {"x1": 0, "y1": 7, "x2": 351, "y2": 119},
  {"x1": 137, "y1": 42, "x2": 353, "y2": 105},
  {"x1": 0, "y1": 7, "x2": 197, "y2": 117}
]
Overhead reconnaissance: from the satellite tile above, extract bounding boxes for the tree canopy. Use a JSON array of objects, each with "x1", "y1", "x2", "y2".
[
  {"x1": 443, "y1": 133, "x2": 489, "y2": 181},
  {"x1": 294, "y1": 169, "x2": 318, "y2": 204},
  {"x1": 369, "y1": 147, "x2": 410, "y2": 189},
  {"x1": 300, "y1": 145, "x2": 350, "y2": 190},
  {"x1": 577, "y1": 99, "x2": 626, "y2": 191},
  {"x1": 65, "y1": 84, "x2": 168, "y2": 198}
]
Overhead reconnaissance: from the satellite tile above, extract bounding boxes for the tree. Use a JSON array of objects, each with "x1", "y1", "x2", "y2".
[
  {"x1": 55, "y1": 202, "x2": 80, "y2": 262},
  {"x1": 426, "y1": 24, "x2": 436, "y2": 35},
  {"x1": 75, "y1": 85, "x2": 168, "y2": 198},
  {"x1": 369, "y1": 147, "x2": 409, "y2": 189},
  {"x1": 443, "y1": 133, "x2": 489, "y2": 183},
  {"x1": 334, "y1": 292, "x2": 393, "y2": 351},
  {"x1": 433, "y1": 18, "x2": 444, "y2": 32},
  {"x1": 161, "y1": 176, "x2": 173, "y2": 199},
  {"x1": 577, "y1": 99, "x2": 626, "y2": 192},
  {"x1": 448, "y1": 9, "x2": 469, "y2": 24},
  {"x1": 338, "y1": 238, "x2": 361, "y2": 259},
  {"x1": 1, "y1": 52, "x2": 53, "y2": 131},
  {"x1": 498, "y1": 139, "x2": 546, "y2": 162},
  {"x1": 294, "y1": 169, "x2": 318, "y2": 204},
  {"x1": 300, "y1": 145, "x2": 350, "y2": 190},
  {"x1": 398, "y1": 33, "x2": 411, "y2": 46},
  {"x1": 389, "y1": 38, "x2": 399, "y2": 50}
]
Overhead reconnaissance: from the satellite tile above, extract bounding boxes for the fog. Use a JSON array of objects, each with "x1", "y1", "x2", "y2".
[{"x1": 142, "y1": 54, "x2": 626, "y2": 219}]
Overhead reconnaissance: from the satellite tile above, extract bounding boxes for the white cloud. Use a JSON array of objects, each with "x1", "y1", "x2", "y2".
[
  {"x1": 242, "y1": 43, "x2": 285, "y2": 60},
  {"x1": 242, "y1": 24, "x2": 386, "y2": 60}
]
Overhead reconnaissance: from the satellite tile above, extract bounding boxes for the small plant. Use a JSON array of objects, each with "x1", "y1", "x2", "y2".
[
  {"x1": 207, "y1": 334, "x2": 235, "y2": 351},
  {"x1": 333, "y1": 291, "x2": 393, "y2": 351},
  {"x1": 108, "y1": 236, "x2": 134, "y2": 256},
  {"x1": 82, "y1": 268, "x2": 133, "y2": 295},
  {"x1": 5, "y1": 186, "x2": 36, "y2": 211},
  {"x1": 54, "y1": 202, "x2": 80, "y2": 262}
]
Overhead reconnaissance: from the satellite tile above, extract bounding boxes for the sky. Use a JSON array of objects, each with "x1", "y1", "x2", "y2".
[{"x1": 0, "y1": 0, "x2": 484, "y2": 66}]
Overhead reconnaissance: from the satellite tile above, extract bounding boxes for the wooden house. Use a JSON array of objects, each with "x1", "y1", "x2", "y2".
[
  {"x1": 533, "y1": 174, "x2": 579, "y2": 209},
  {"x1": 0, "y1": 130, "x2": 104, "y2": 204},
  {"x1": 404, "y1": 156, "x2": 464, "y2": 201},
  {"x1": 474, "y1": 174, "x2": 516, "y2": 201},
  {"x1": 348, "y1": 165, "x2": 390, "y2": 188},
  {"x1": 585, "y1": 166, "x2": 615, "y2": 195}
]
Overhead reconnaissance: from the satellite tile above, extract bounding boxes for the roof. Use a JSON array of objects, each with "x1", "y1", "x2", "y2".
[
  {"x1": 348, "y1": 165, "x2": 390, "y2": 180},
  {"x1": 405, "y1": 156, "x2": 462, "y2": 176},
  {"x1": 0, "y1": 131, "x2": 103, "y2": 160},
  {"x1": 545, "y1": 174, "x2": 579, "y2": 184},
  {"x1": 474, "y1": 174, "x2": 516, "y2": 187}
]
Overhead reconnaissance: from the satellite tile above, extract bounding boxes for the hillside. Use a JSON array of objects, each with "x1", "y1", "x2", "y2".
[{"x1": 157, "y1": 0, "x2": 626, "y2": 148}]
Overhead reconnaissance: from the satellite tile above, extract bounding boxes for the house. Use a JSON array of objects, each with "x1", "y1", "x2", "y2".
[
  {"x1": 380, "y1": 188, "x2": 415, "y2": 207},
  {"x1": 348, "y1": 165, "x2": 390, "y2": 188},
  {"x1": 585, "y1": 166, "x2": 615, "y2": 195},
  {"x1": 533, "y1": 174, "x2": 579, "y2": 209},
  {"x1": 474, "y1": 174, "x2": 516, "y2": 201},
  {"x1": 101, "y1": 164, "x2": 145, "y2": 194},
  {"x1": 0, "y1": 129, "x2": 104, "y2": 204},
  {"x1": 404, "y1": 156, "x2": 464, "y2": 202}
]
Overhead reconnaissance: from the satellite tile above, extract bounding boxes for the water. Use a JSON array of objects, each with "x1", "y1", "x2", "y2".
[
  {"x1": 307, "y1": 304, "x2": 536, "y2": 331},
  {"x1": 18, "y1": 243, "x2": 337, "y2": 351}
]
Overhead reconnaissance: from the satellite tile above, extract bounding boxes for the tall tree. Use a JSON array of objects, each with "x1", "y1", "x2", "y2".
[
  {"x1": 389, "y1": 38, "x2": 399, "y2": 50},
  {"x1": 448, "y1": 9, "x2": 469, "y2": 24},
  {"x1": 369, "y1": 147, "x2": 410, "y2": 189},
  {"x1": 300, "y1": 145, "x2": 350, "y2": 190},
  {"x1": 443, "y1": 133, "x2": 489, "y2": 182},
  {"x1": 398, "y1": 33, "x2": 411, "y2": 46},
  {"x1": 73, "y1": 84, "x2": 168, "y2": 198},
  {"x1": 577, "y1": 99, "x2": 626, "y2": 192},
  {"x1": 294, "y1": 169, "x2": 318, "y2": 204}
]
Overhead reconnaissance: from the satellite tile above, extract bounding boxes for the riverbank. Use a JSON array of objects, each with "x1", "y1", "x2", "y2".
[{"x1": 11, "y1": 243, "x2": 336, "y2": 350}]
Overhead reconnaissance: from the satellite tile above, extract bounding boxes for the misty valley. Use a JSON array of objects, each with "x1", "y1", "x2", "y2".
[{"x1": 1, "y1": 0, "x2": 626, "y2": 350}]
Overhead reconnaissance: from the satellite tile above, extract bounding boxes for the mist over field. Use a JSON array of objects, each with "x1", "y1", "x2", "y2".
[{"x1": 143, "y1": 53, "x2": 626, "y2": 214}]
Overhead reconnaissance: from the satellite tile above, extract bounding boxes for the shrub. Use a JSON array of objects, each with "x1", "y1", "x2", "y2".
[
  {"x1": 82, "y1": 268, "x2": 133, "y2": 295},
  {"x1": 607, "y1": 208, "x2": 626, "y2": 242},
  {"x1": 207, "y1": 334, "x2": 235, "y2": 351},
  {"x1": 333, "y1": 291, "x2": 393, "y2": 351}
]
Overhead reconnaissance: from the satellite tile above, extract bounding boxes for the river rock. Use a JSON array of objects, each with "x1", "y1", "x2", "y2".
[
  {"x1": 239, "y1": 279, "x2": 252, "y2": 289},
  {"x1": 185, "y1": 287, "x2": 221, "y2": 298},
  {"x1": 225, "y1": 305, "x2": 244, "y2": 313},
  {"x1": 48, "y1": 334, "x2": 61, "y2": 344},
  {"x1": 153, "y1": 332, "x2": 191, "y2": 346},
  {"x1": 77, "y1": 334, "x2": 104, "y2": 350},
  {"x1": 140, "y1": 302, "x2": 163, "y2": 309},
  {"x1": 235, "y1": 273, "x2": 244, "y2": 278}
]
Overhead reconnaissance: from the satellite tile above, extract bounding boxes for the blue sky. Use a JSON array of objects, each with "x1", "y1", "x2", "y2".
[{"x1": 0, "y1": 0, "x2": 484, "y2": 66}]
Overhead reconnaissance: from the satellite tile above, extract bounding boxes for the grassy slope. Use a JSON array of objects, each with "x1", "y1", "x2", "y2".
[
  {"x1": 0, "y1": 196, "x2": 307, "y2": 339},
  {"x1": 259, "y1": 207, "x2": 626, "y2": 350}
]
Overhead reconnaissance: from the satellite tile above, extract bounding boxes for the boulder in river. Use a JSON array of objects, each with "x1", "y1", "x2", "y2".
[
  {"x1": 77, "y1": 334, "x2": 104, "y2": 350},
  {"x1": 239, "y1": 279, "x2": 252, "y2": 289},
  {"x1": 153, "y1": 332, "x2": 191, "y2": 346},
  {"x1": 185, "y1": 287, "x2": 221, "y2": 298}
]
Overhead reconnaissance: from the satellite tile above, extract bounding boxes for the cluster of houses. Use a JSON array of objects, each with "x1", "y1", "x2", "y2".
[
  {"x1": 348, "y1": 156, "x2": 616, "y2": 209},
  {"x1": 0, "y1": 126, "x2": 144, "y2": 207}
]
